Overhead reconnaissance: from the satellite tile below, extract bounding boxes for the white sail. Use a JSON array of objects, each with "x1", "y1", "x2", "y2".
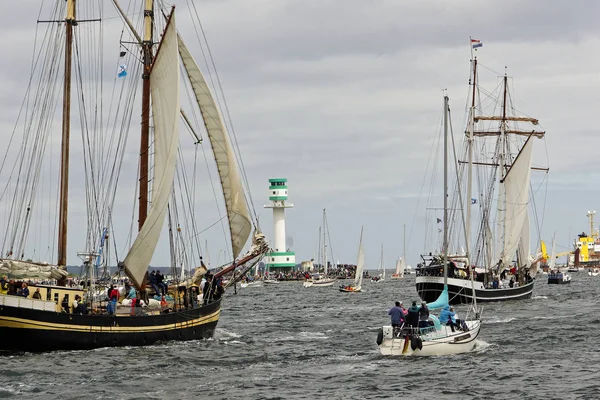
[
  {"x1": 178, "y1": 36, "x2": 252, "y2": 259},
  {"x1": 518, "y1": 209, "x2": 531, "y2": 268},
  {"x1": 354, "y1": 229, "x2": 365, "y2": 287},
  {"x1": 123, "y1": 15, "x2": 180, "y2": 288},
  {"x1": 395, "y1": 257, "x2": 405, "y2": 276},
  {"x1": 500, "y1": 137, "x2": 533, "y2": 270},
  {"x1": 549, "y1": 237, "x2": 557, "y2": 270}
]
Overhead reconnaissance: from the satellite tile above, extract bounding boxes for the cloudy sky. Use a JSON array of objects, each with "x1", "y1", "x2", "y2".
[{"x1": 0, "y1": 0, "x2": 598, "y2": 271}]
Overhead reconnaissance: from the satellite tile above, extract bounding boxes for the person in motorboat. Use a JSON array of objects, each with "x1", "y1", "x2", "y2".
[{"x1": 388, "y1": 301, "x2": 405, "y2": 335}]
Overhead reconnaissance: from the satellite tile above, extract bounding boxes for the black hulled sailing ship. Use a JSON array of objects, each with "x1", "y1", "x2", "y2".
[
  {"x1": 0, "y1": 1, "x2": 267, "y2": 351},
  {"x1": 416, "y1": 54, "x2": 547, "y2": 305}
]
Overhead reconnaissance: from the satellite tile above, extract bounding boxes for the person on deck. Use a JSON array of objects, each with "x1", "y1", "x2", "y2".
[
  {"x1": 418, "y1": 301, "x2": 430, "y2": 329},
  {"x1": 20, "y1": 283, "x2": 30, "y2": 298},
  {"x1": 32, "y1": 288, "x2": 42, "y2": 299},
  {"x1": 405, "y1": 301, "x2": 420, "y2": 330},
  {"x1": 203, "y1": 274, "x2": 214, "y2": 305},
  {"x1": 107, "y1": 285, "x2": 119, "y2": 315},
  {"x1": 148, "y1": 271, "x2": 161, "y2": 297},
  {"x1": 0, "y1": 275, "x2": 8, "y2": 295},
  {"x1": 388, "y1": 301, "x2": 405, "y2": 334},
  {"x1": 439, "y1": 305, "x2": 460, "y2": 332},
  {"x1": 156, "y1": 271, "x2": 167, "y2": 296},
  {"x1": 61, "y1": 294, "x2": 70, "y2": 313},
  {"x1": 125, "y1": 283, "x2": 136, "y2": 301}
]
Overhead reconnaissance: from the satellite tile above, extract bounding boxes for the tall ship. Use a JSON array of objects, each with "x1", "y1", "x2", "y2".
[
  {"x1": 416, "y1": 48, "x2": 547, "y2": 304},
  {"x1": 0, "y1": 1, "x2": 267, "y2": 351}
]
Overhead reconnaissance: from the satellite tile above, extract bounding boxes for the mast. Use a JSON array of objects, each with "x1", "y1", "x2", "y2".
[
  {"x1": 57, "y1": 0, "x2": 76, "y2": 270},
  {"x1": 443, "y1": 95, "x2": 449, "y2": 286},
  {"x1": 138, "y1": 0, "x2": 154, "y2": 230},
  {"x1": 380, "y1": 244, "x2": 384, "y2": 278},
  {"x1": 323, "y1": 209, "x2": 327, "y2": 276},
  {"x1": 465, "y1": 58, "x2": 476, "y2": 270},
  {"x1": 403, "y1": 223, "x2": 406, "y2": 273},
  {"x1": 497, "y1": 74, "x2": 508, "y2": 269}
]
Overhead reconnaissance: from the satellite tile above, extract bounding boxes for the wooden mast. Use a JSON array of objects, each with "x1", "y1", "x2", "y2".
[
  {"x1": 139, "y1": 0, "x2": 154, "y2": 231},
  {"x1": 57, "y1": 0, "x2": 76, "y2": 271}
]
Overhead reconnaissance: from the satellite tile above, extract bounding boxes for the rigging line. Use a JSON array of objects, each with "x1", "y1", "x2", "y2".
[
  {"x1": 186, "y1": 1, "x2": 259, "y2": 226},
  {"x1": 174, "y1": 150, "x2": 201, "y2": 264}
]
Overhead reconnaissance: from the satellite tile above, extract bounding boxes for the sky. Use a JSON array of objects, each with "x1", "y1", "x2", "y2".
[{"x1": 0, "y1": 0, "x2": 598, "y2": 271}]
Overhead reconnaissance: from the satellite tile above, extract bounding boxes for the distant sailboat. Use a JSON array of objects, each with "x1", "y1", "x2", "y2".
[
  {"x1": 371, "y1": 244, "x2": 385, "y2": 283},
  {"x1": 391, "y1": 225, "x2": 406, "y2": 279},
  {"x1": 340, "y1": 227, "x2": 364, "y2": 292},
  {"x1": 304, "y1": 209, "x2": 336, "y2": 288}
]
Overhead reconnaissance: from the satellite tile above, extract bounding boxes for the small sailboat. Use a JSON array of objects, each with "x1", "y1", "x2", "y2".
[
  {"x1": 588, "y1": 268, "x2": 599, "y2": 277},
  {"x1": 391, "y1": 225, "x2": 406, "y2": 279},
  {"x1": 547, "y1": 237, "x2": 571, "y2": 284},
  {"x1": 378, "y1": 95, "x2": 481, "y2": 356},
  {"x1": 340, "y1": 227, "x2": 365, "y2": 292},
  {"x1": 304, "y1": 209, "x2": 336, "y2": 288},
  {"x1": 371, "y1": 245, "x2": 385, "y2": 283},
  {"x1": 240, "y1": 280, "x2": 262, "y2": 289}
]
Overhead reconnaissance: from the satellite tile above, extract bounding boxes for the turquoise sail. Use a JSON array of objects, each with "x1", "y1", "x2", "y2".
[{"x1": 425, "y1": 285, "x2": 449, "y2": 310}]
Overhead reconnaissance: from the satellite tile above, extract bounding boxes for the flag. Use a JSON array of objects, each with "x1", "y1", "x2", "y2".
[
  {"x1": 119, "y1": 51, "x2": 126, "y2": 58},
  {"x1": 437, "y1": 218, "x2": 442, "y2": 224},
  {"x1": 471, "y1": 198, "x2": 477, "y2": 204},
  {"x1": 117, "y1": 64, "x2": 127, "y2": 78},
  {"x1": 471, "y1": 39, "x2": 483, "y2": 49}
]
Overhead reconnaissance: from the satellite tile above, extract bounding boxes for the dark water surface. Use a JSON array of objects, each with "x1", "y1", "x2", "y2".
[{"x1": 1, "y1": 273, "x2": 598, "y2": 399}]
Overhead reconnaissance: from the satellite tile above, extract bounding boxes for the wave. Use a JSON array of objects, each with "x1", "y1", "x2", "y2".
[{"x1": 484, "y1": 317, "x2": 516, "y2": 324}]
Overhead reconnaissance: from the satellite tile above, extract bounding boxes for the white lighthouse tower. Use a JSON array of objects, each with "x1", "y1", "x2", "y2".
[{"x1": 264, "y1": 178, "x2": 296, "y2": 272}]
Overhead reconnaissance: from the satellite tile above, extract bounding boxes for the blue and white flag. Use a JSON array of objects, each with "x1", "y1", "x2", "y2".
[
  {"x1": 471, "y1": 39, "x2": 483, "y2": 49},
  {"x1": 471, "y1": 198, "x2": 478, "y2": 204},
  {"x1": 117, "y1": 64, "x2": 127, "y2": 78}
]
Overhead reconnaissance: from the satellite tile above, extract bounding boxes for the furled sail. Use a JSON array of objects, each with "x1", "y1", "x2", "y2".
[
  {"x1": 500, "y1": 137, "x2": 533, "y2": 270},
  {"x1": 123, "y1": 15, "x2": 180, "y2": 288},
  {"x1": 0, "y1": 260, "x2": 68, "y2": 280},
  {"x1": 178, "y1": 36, "x2": 252, "y2": 259}
]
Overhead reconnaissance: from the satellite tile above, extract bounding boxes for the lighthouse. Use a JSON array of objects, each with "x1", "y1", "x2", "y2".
[{"x1": 264, "y1": 178, "x2": 296, "y2": 272}]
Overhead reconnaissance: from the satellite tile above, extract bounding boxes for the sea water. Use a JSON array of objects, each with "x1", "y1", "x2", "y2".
[{"x1": 0, "y1": 274, "x2": 598, "y2": 399}]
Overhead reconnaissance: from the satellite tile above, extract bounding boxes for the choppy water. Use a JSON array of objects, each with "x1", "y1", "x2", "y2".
[{"x1": 1, "y1": 273, "x2": 598, "y2": 399}]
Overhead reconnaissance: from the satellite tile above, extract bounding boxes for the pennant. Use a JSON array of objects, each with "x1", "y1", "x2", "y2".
[
  {"x1": 117, "y1": 64, "x2": 127, "y2": 78},
  {"x1": 471, "y1": 198, "x2": 477, "y2": 204},
  {"x1": 437, "y1": 218, "x2": 442, "y2": 224}
]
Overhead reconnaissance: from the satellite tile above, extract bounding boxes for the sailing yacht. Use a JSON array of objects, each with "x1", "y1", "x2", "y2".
[
  {"x1": 0, "y1": 2, "x2": 267, "y2": 351},
  {"x1": 340, "y1": 227, "x2": 365, "y2": 292},
  {"x1": 415, "y1": 55, "x2": 546, "y2": 304},
  {"x1": 304, "y1": 209, "x2": 336, "y2": 288},
  {"x1": 378, "y1": 96, "x2": 481, "y2": 356}
]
